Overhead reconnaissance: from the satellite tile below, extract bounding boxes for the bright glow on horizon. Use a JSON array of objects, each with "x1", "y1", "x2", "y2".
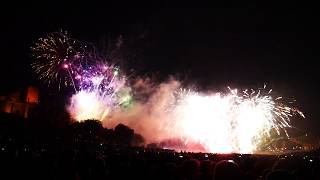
[
  {"x1": 163, "y1": 87, "x2": 304, "y2": 153},
  {"x1": 68, "y1": 82, "x2": 304, "y2": 154},
  {"x1": 68, "y1": 90, "x2": 111, "y2": 121}
]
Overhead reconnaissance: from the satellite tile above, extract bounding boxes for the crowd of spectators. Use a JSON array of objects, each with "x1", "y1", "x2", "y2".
[{"x1": 0, "y1": 112, "x2": 319, "y2": 180}]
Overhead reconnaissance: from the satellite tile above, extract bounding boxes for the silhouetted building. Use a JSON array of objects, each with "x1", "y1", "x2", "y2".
[{"x1": 0, "y1": 86, "x2": 38, "y2": 118}]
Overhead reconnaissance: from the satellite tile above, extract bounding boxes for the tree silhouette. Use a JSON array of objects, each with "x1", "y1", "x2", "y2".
[
  {"x1": 131, "y1": 133, "x2": 145, "y2": 147},
  {"x1": 66, "y1": 119, "x2": 105, "y2": 144},
  {"x1": 114, "y1": 123, "x2": 134, "y2": 145}
]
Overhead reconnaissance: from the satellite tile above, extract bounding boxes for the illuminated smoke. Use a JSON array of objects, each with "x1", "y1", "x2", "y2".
[{"x1": 100, "y1": 79, "x2": 304, "y2": 153}]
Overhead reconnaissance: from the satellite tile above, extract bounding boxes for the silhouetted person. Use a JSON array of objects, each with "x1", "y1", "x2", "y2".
[
  {"x1": 164, "y1": 162, "x2": 177, "y2": 180},
  {"x1": 182, "y1": 159, "x2": 200, "y2": 180},
  {"x1": 199, "y1": 160, "x2": 214, "y2": 180},
  {"x1": 213, "y1": 160, "x2": 244, "y2": 180}
]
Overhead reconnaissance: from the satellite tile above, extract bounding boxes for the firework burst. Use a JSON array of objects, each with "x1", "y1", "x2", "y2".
[
  {"x1": 67, "y1": 62, "x2": 131, "y2": 121},
  {"x1": 31, "y1": 31, "x2": 85, "y2": 89},
  {"x1": 162, "y1": 85, "x2": 304, "y2": 153}
]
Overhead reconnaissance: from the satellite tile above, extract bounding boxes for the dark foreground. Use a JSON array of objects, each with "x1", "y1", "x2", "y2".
[
  {"x1": 2, "y1": 142, "x2": 320, "y2": 180},
  {"x1": 0, "y1": 113, "x2": 319, "y2": 180}
]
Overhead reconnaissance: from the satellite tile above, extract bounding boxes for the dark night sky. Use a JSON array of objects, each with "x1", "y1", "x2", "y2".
[{"x1": 1, "y1": 3, "x2": 320, "y2": 135}]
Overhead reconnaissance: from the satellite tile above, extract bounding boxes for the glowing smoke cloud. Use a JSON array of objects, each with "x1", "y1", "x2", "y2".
[{"x1": 106, "y1": 80, "x2": 304, "y2": 154}]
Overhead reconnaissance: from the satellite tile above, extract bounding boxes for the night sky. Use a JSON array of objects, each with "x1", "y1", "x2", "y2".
[{"x1": 1, "y1": 4, "x2": 319, "y2": 135}]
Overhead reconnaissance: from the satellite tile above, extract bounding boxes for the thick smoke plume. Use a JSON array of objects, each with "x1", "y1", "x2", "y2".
[{"x1": 105, "y1": 78, "x2": 181, "y2": 143}]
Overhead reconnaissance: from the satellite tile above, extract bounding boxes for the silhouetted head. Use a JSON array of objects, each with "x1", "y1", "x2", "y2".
[
  {"x1": 200, "y1": 160, "x2": 213, "y2": 174},
  {"x1": 182, "y1": 159, "x2": 200, "y2": 179},
  {"x1": 213, "y1": 160, "x2": 244, "y2": 180}
]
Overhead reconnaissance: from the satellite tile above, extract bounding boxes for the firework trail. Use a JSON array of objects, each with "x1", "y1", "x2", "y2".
[{"x1": 31, "y1": 31, "x2": 85, "y2": 90}]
